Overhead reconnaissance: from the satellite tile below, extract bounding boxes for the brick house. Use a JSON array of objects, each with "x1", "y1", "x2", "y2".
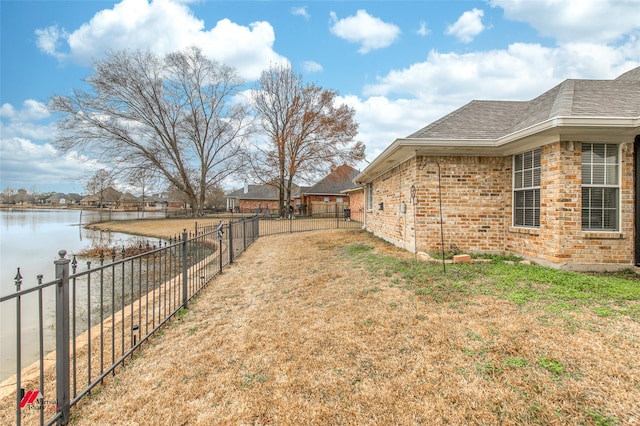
[
  {"x1": 225, "y1": 183, "x2": 307, "y2": 215},
  {"x1": 354, "y1": 67, "x2": 640, "y2": 271},
  {"x1": 301, "y1": 164, "x2": 362, "y2": 219}
]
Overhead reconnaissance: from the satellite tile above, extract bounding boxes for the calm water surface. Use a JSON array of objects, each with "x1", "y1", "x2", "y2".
[{"x1": 0, "y1": 208, "x2": 165, "y2": 382}]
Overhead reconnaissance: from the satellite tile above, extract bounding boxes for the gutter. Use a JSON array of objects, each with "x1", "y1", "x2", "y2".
[{"x1": 355, "y1": 115, "x2": 640, "y2": 184}]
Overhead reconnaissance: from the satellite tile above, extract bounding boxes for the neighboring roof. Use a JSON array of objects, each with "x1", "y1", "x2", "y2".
[
  {"x1": 304, "y1": 164, "x2": 360, "y2": 195},
  {"x1": 226, "y1": 184, "x2": 278, "y2": 200},
  {"x1": 356, "y1": 66, "x2": 640, "y2": 183},
  {"x1": 226, "y1": 184, "x2": 304, "y2": 200},
  {"x1": 46, "y1": 192, "x2": 69, "y2": 201},
  {"x1": 81, "y1": 187, "x2": 123, "y2": 202},
  {"x1": 119, "y1": 192, "x2": 139, "y2": 203}
]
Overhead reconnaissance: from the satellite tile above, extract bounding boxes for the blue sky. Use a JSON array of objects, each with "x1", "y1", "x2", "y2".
[{"x1": 1, "y1": 0, "x2": 639, "y2": 194}]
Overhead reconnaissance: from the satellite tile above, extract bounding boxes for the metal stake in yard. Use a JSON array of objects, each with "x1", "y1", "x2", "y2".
[{"x1": 414, "y1": 158, "x2": 446, "y2": 273}]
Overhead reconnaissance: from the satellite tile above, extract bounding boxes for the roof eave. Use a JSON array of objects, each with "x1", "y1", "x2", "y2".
[{"x1": 355, "y1": 116, "x2": 639, "y2": 183}]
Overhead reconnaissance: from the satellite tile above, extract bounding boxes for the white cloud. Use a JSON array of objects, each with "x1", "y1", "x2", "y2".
[
  {"x1": 0, "y1": 103, "x2": 16, "y2": 118},
  {"x1": 417, "y1": 21, "x2": 431, "y2": 36},
  {"x1": 0, "y1": 101, "x2": 96, "y2": 192},
  {"x1": 0, "y1": 137, "x2": 97, "y2": 192},
  {"x1": 34, "y1": 25, "x2": 68, "y2": 61},
  {"x1": 302, "y1": 60, "x2": 323, "y2": 73},
  {"x1": 445, "y1": 8, "x2": 485, "y2": 43},
  {"x1": 291, "y1": 6, "x2": 310, "y2": 19},
  {"x1": 349, "y1": 40, "x2": 639, "y2": 157},
  {"x1": 490, "y1": 0, "x2": 640, "y2": 44},
  {"x1": 329, "y1": 10, "x2": 401, "y2": 54},
  {"x1": 0, "y1": 100, "x2": 53, "y2": 141},
  {"x1": 35, "y1": 0, "x2": 288, "y2": 80}
]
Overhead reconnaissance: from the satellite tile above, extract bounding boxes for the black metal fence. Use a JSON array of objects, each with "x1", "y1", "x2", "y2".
[{"x1": 0, "y1": 211, "x2": 359, "y2": 425}]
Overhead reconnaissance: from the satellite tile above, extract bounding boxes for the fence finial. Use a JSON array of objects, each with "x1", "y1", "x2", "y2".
[{"x1": 14, "y1": 267, "x2": 22, "y2": 290}]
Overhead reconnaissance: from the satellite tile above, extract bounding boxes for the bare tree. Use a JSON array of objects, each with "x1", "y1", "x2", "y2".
[
  {"x1": 125, "y1": 166, "x2": 162, "y2": 217},
  {"x1": 2, "y1": 187, "x2": 16, "y2": 204},
  {"x1": 86, "y1": 168, "x2": 114, "y2": 208},
  {"x1": 250, "y1": 64, "x2": 364, "y2": 214},
  {"x1": 51, "y1": 47, "x2": 252, "y2": 216},
  {"x1": 205, "y1": 183, "x2": 226, "y2": 211}
]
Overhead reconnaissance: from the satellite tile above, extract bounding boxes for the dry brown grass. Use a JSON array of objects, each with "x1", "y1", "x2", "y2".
[
  {"x1": 87, "y1": 218, "x2": 208, "y2": 240},
  {"x1": 56, "y1": 228, "x2": 639, "y2": 425},
  {"x1": 3, "y1": 223, "x2": 639, "y2": 425}
]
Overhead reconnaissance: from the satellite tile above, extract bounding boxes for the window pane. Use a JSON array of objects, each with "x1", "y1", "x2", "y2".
[
  {"x1": 514, "y1": 208, "x2": 524, "y2": 226},
  {"x1": 524, "y1": 209, "x2": 533, "y2": 226},
  {"x1": 515, "y1": 154, "x2": 523, "y2": 171},
  {"x1": 524, "y1": 190, "x2": 534, "y2": 207},
  {"x1": 581, "y1": 164, "x2": 591, "y2": 184},
  {"x1": 592, "y1": 165, "x2": 605, "y2": 185},
  {"x1": 592, "y1": 144, "x2": 605, "y2": 163},
  {"x1": 603, "y1": 209, "x2": 617, "y2": 229},
  {"x1": 524, "y1": 169, "x2": 533, "y2": 187},
  {"x1": 533, "y1": 168, "x2": 541, "y2": 186},
  {"x1": 592, "y1": 188, "x2": 603, "y2": 207},
  {"x1": 523, "y1": 151, "x2": 532, "y2": 169},
  {"x1": 514, "y1": 171, "x2": 523, "y2": 189},
  {"x1": 605, "y1": 145, "x2": 618, "y2": 164},
  {"x1": 581, "y1": 208, "x2": 589, "y2": 228},
  {"x1": 605, "y1": 165, "x2": 618, "y2": 185},
  {"x1": 603, "y1": 188, "x2": 618, "y2": 209}
]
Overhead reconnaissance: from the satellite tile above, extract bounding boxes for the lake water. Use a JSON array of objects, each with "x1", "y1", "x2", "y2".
[{"x1": 0, "y1": 208, "x2": 166, "y2": 382}]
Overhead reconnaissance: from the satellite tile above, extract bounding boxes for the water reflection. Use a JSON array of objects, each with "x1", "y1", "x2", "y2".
[
  {"x1": 0, "y1": 208, "x2": 166, "y2": 382},
  {"x1": 1, "y1": 209, "x2": 165, "y2": 295}
]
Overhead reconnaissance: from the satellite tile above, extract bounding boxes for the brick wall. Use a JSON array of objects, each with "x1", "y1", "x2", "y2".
[
  {"x1": 347, "y1": 189, "x2": 364, "y2": 221},
  {"x1": 364, "y1": 141, "x2": 636, "y2": 270},
  {"x1": 238, "y1": 199, "x2": 279, "y2": 213}
]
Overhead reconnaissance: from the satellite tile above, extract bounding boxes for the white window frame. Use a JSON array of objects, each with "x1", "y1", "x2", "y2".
[
  {"x1": 581, "y1": 143, "x2": 620, "y2": 231},
  {"x1": 513, "y1": 149, "x2": 541, "y2": 228},
  {"x1": 367, "y1": 183, "x2": 373, "y2": 210}
]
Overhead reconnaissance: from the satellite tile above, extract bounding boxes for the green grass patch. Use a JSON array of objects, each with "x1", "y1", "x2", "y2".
[
  {"x1": 503, "y1": 356, "x2": 528, "y2": 369},
  {"x1": 538, "y1": 357, "x2": 565, "y2": 377},
  {"x1": 341, "y1": 242, "x2": 640, "y2": 319}
]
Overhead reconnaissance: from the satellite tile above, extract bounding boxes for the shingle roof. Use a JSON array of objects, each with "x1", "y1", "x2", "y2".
[
  {"x1": 407, "y1": 100, "x2": 528, "y2": 140},
  {"x1": 225, "y1": 184, "x2": 305, "y2": 200},
  {"x1": 305, "y1": 164, "x2": 360, "y2": 194},
  {"x1": 407, "y1": 66, "x2": 640, "y2": 141},
  {"x1": 226, "y1": 185, "x2": 279, "y2": 200}
]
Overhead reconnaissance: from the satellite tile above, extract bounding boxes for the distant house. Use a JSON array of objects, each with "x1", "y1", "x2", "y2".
[
  {"x1": 354, "y1": 66, "x2": 640, "y2": 271},
  {"x1": 46, "y1": 193, "x2": 71, "y2": 205},
  {"x1": 80, "y1": 187, "x2": 122, "y2": 208},
  {"x1": 67, "y1": 193, "x2": 83, "y2": 204},
  {"x1": 118, "y1": 192, "x2": 140, "y2": 209},
  {"x1": 301, "y1": 164, "x2": 361, "y2": 218},
  {"x1": 225, "y1": 183, "x2": 299, "y2": 215}
]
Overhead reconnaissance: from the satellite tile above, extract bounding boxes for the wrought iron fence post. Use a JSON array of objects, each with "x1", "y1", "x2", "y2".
[
  {"x1": 228, "y1": 220, "x2": 234, "y2": 264},
  {"x1": 182, "y1": 229, "x2": 188, "y2": 308},
  {"x1": 54, "y1": 250, "x2": 71, "y2": 425},
  {"x1": 242, "y1": 218, "x2": 247, "y2": 250}
]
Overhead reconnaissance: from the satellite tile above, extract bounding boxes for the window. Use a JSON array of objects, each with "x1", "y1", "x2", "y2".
[
  {"x1": 323, "y1": 197, "x2": 330, "y2": 203},
  {"x1": 513, "y1": 149, "x2": 541, "y2": 227},
  {"x1": 582, "y1": 143, "x2": 619, "y2": 231},
  {"x1": 367, "y1": 183, "x2": 373, "y2": 210},
  {"x1": 336, "y1": 197, "x2": 344, "y2": 203}
]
